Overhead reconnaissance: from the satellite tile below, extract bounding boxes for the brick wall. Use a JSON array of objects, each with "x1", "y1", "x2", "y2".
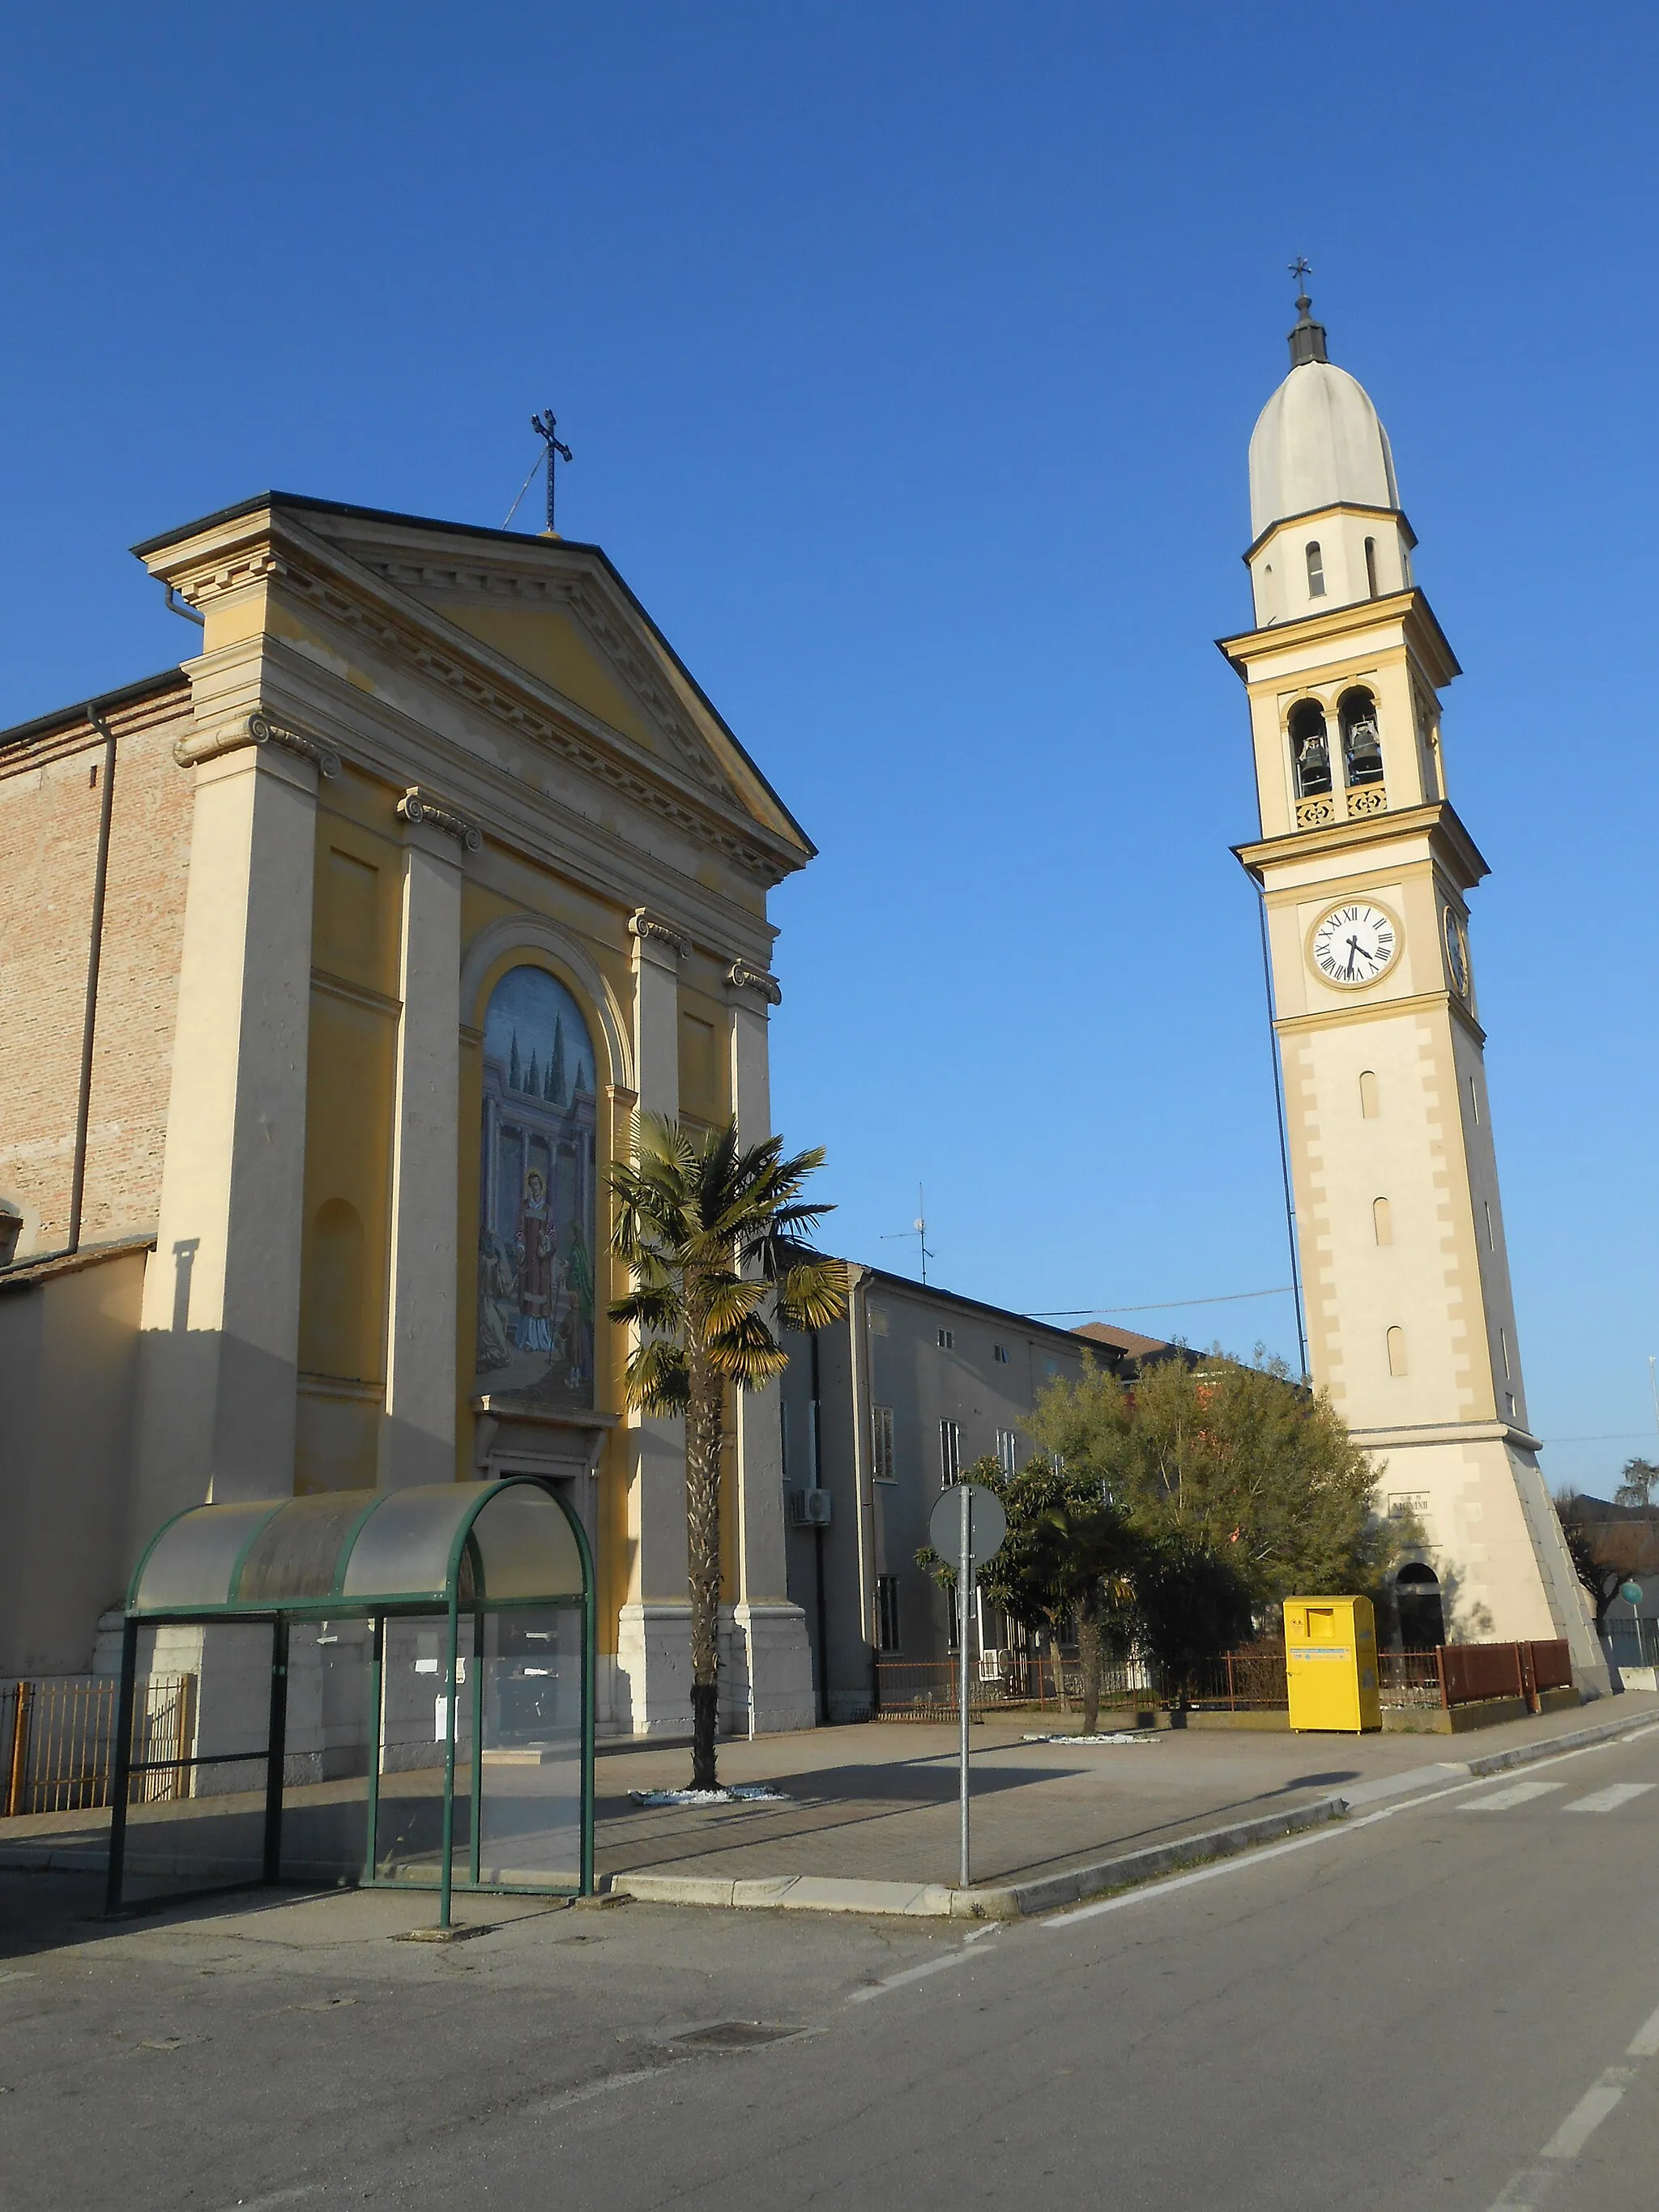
[{"x1": 0, "y1": 680, "x2": 194, "y2": 1259}]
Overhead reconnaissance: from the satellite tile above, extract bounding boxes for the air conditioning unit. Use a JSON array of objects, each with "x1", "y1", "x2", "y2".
[{"x1": 790, "y1": 1487, "x2": 833, "y2": 1528}]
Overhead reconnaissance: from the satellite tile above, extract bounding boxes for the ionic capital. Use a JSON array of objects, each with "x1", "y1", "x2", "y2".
[
  {"x1": 173, "y1": 709, "x2": 341, "y2": 779},
  {"x1": 629, "y1": 909, "x2": 692, "y2": 961},
  {"x1": 726, "y1": 960, "x2": 782, "y2": 1006},
  {"x1": 396, "y1": 786, "x2": 483, "y2": 852}
]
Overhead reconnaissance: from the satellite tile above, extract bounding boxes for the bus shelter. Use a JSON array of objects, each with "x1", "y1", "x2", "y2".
[{"x1": 107, "y1": 1477, "x2": 595, "y2": 1926}]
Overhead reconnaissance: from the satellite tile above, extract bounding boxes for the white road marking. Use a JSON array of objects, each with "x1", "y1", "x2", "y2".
[
  {"x1": 846, "y1": 1937, "x2": 996, "y2": 2004},
  {"x1": 213, "y1": 2190, "x2": 318, "y2": 2212},
  {"x1": 1628, "y1": 2000, "x2": 1659, "y2": 2058},
  {"x1": 1563, "y1": 1782, "x2": 1656, "y2": 1813},
  {"x1": 525, "y1": 2059, "x2": 689, "y2": 2117},
  {"x1": 1539, "y1": 2069, "x2": 1631, "y2": 2158},
  {"x1": 1045, "y1": 1728, "x2": 1656, "y2": 1929},
  {"x1": 1457, "y1": 1781, "x2": 1564, "y2": 1812}
]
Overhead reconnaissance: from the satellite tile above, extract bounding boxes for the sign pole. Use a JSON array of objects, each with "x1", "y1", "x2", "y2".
[{"x1": 958, "y1": 1481, "x2": 972, "y2": 1889}]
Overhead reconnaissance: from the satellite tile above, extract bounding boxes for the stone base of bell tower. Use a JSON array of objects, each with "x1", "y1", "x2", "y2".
[{"x1": 1355, "y1": 1419, "x2": 1611, "y2": 1694}]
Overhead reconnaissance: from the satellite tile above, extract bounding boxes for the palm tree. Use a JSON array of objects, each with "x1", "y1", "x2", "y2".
[{"x1": 608, "y1": 1116, "x2": 848, "y2": 1790}]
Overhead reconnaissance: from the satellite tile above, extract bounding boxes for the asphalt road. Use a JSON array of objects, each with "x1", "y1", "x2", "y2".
[{"x1": 3, "y1": 1718, "x2": 1658, "y2": 2210}]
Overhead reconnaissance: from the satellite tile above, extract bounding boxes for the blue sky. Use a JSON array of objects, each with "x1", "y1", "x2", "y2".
[{"x1": 3, "y1": 6, "x2": 1657, "y2": 1489}]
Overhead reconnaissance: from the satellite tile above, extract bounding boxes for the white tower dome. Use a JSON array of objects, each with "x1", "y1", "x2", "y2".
[{"x1": 1243, "y1": 293, "x2": 1414, "y2": 625}]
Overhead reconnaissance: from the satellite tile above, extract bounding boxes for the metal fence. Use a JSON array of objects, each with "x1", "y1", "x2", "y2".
[
  {"x1": 1601, "y1": 1617, "x2": 1659, "y2": 1669},
  {"x1": 875, "y1": 1636, "x2": 1576, "y2": 1722},
  {"x1": 2, "y1": 1676, "x2": 196, "y2": 1817}
]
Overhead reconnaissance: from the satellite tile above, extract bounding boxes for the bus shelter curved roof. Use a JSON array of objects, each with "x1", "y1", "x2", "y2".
[{"x1": 128, "y1": 1479, "x2": 587, "y2": 1617}]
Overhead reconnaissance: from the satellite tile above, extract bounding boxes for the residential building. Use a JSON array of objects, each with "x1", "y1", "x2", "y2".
[{"x1": 776, "y1": 1262, "x2": 1172, "y2": 1720}]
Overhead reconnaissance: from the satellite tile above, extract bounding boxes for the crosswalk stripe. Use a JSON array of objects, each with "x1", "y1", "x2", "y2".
[
  {"x1": 1458, "y1": 1781, "x2": 1565, "y2": 1812},
  {"x1": 1563, "y1": 1782, "x2": 1657, "y2": 1813}
]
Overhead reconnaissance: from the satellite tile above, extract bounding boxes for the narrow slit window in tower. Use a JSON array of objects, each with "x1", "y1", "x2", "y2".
[
  {"x1": 1306, "y1": 541, "x2": 1326, "y2": 597},
  {"x1": 1340, "y1": 688, "x2": 1384, "y2": 786},
  {"x1": 1483, "y1": 1199, "x2": 1495, "y2": 1251},
  {"x1": 1387, "y1": 1326, "x2": 1409, "y2": 1377},
  {"x1": 1499, "y1": 1326, "x2": 1512, "y2": 1381},
  {"x1": 1359, "y1": 1070, "x2": 1380, "y2": 1119},
  {"x1": 1469, "y1": 1076, "x2": 1481, "y2": 1125},
  {"x1": 1289, "y1": 699, "x2": 1332, "y2": 798},
  {"x1": 1373, "y1": 1196, "x2": 1392, "y2": 1246},
  {"x1": 1364, "y1": 537, "x2": 1380, "y2": 598}
]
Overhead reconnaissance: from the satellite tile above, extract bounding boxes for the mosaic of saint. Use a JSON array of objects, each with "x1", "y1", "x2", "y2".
[{"x1": 475, "y1": 965, "x2": 598, "y2": 1409}]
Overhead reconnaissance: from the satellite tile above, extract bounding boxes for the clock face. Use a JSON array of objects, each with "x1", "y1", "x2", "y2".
[
  {"x1": 1309, "y1": 901, "x2": 1401, "y2": 988},
  {"x1": 1444, "y1": 908, "x2": 1470, "y2": 997}
]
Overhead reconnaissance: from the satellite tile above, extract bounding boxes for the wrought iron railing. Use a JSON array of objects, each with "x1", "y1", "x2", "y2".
[{"x1": 1, "y1": 1676, "x2": 195, "y2": 1817}]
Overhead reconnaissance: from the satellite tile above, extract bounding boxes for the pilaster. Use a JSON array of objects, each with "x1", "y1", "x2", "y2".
[
  {"x1": 131, "y1": 709, "x2": 326, "y2": 1548},
  {"x1": 377, "y1": 790, "x2": 476, "y2": 1489},
  {"x1": 615, "y1": 909, "x2": 692, "y2": 1734},
  {"x1": 724, "y1": 959, "x2": 812, "y2": 1732}
]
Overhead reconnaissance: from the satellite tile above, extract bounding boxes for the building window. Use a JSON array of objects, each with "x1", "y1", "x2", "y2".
[
  {"x1": 1340, "y1": 688, "x2": 1384, "y2": 786},
  {"x1": 1373, "y1": 1196, "x2": 1393, "y2": 1247},
  {"x1": 940, "y1": 1419, "x2": 961, "y2": 1486},
  {"x1": 993, "y1": 1343, "x2": 1009, "y2": 1364},
  {"x1": 1359, "y1": 1070, "x2": 1380, "y2": 1119},
  {"x1": 1306, "y1": 540, "x2": 1326, "y2": 596},
  {"x1": 876, "y1": 1575, "x2": 902, "y2": 1654},
  {"x1": 1043, "y1": 1357, "x2": 1060, "y2": 1379},
  {"x1": 996, "y1": 1429, "x2": 1018, "y2": 1474},
  {"x1": 779, "y1": 1399, "x2": 790, "y2": 1479},
  {"x1": 1499, "y1": 1326, "x2": 1512, "y2": 1382},
  {"x1": 936, "y1": 1327, "x2": 954, "y2": 1350},
  {"x1": 1469, "y1": 1076, "x2": 1481, "y2": 1125},
  {"x1": 1289, "y1": 698, "x2": 1332, "y2": 798},
  {"x1": 1387, "y1": 1326, "x2": 1409, "y2": 1378},
  {"x1": 1484, "y1": 1200, "x2": 1496, "y2": 1251},
  {"x1": 872, "y1": 1404, "x2": 896, "y2": 1483},
  {"x1": 1364, "y1": 536, "x2": 1380, "y2": 598}
]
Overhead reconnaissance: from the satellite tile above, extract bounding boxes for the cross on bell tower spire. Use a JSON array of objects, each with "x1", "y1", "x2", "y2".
[{"x1": 1286, "y1": 256, "x2": 1328, "y2": 368}]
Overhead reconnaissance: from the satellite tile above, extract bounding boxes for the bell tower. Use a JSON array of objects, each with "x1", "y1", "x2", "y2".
[{"x1": 1223, "y1": 287, "x2": 1605, "y2": 1683}]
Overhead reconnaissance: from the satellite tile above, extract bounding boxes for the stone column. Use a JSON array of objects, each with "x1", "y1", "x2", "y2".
[
  {"x1": 724, "y1": 961, "x2": 816, "y2": 1735},
  {"x1": 131, "y1": 710, "x2": 334, "y2": 1549},
  {"x1": 377, "y1": 790, "x2": 476, "y2": 1490},
  {"x1": 614, "y1": 910, "x2": 693, "y2": 1734}
]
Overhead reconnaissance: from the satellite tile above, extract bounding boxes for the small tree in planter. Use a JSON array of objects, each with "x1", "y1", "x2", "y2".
[{"x1": 608, "y1": 1116, "x2": 847, "y2": 1792}]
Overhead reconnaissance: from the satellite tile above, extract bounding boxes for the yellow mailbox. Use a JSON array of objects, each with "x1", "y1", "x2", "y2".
[{"x1": 1284, "y1": 1596, "x2": 1381, "y2": 1733}]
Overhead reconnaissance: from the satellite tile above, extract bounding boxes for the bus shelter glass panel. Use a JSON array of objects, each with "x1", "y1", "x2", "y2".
[
  {"x1": 134, "y1": 1502, "x2": 282, "y2": 1612},
  {"x1": 477, "y1": 1608, "x2": 583, "y2": 1887},
  {"x1": 114, "y1": 1621, "x2": 275, "y2": 1903},
  {"x1": 373, "y1": 1616, "x2": 472, "y2": 1883},
  {"x1": 279, "y1": 1617, "x2": 374, "y2": 1887}
]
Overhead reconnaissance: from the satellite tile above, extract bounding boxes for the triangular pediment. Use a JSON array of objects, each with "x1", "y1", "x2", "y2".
[{"x1": 134, "y1": 493, "x2": 811, "y2": 865}]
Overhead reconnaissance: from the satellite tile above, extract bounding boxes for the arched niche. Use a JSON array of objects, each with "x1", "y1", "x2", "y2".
[
  {"x1": 1394, "y1": 1562, "x2": 1446, "y2": 1652},
  {"x1": 460, "y1": 916, "x2": 633, "y2": 1097}
]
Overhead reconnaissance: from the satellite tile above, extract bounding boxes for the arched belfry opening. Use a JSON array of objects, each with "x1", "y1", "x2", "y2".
[
  {"x1": 1289, "y1": 699, "x2": 1332, "y2": 798},
  {"x1": 1340, "y1": 687, "x2": 1384, "y2": 787}
]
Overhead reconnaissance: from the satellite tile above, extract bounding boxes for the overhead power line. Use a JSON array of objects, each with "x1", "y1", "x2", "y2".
[{"x1": 1032, "y1": 1286, "x2": 1295, "y2": 1319}]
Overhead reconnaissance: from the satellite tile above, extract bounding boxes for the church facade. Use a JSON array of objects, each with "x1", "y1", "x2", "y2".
[
  {"x1": 0, "y1": 492, "x2": 817, "y2": 1735},
  {"x1": 1225, "y1": 295, "x2": 1606, "y2": 1685}
]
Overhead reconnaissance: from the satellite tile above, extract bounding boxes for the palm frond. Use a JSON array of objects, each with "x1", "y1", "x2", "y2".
[{"x1": 622, "y1": 1336, "x2": 690, "y2": 1415}]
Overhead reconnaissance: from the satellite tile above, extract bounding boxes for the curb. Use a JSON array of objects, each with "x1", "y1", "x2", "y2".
[
  {"x1": 957, "y1": 1793, "x2": 1348, "y2": 1919},
  {"x1": 612, "y1": 1796, "x2": 1349, "y2": 1922},
  {"x1": 1464, "y1": 1710, "x2": 1654, "y2": 1779}
]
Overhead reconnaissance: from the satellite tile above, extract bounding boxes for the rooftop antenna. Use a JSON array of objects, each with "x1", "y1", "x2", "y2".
[
  {"x1": 503, "y1": 408, "x2": 574, "y2": 533},
  {"x1": 881, "y1": 1183, "x2": 935, "y2": 1285}
]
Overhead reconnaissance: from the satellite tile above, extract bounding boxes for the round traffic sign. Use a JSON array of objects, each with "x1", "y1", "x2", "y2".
[
  {"x1": 1621, "y1": 1579, "x2": 1644, "y2": 1606},
  {"x1": 928, "y1": 1481, "x2": 1008, "y2": 1573}
]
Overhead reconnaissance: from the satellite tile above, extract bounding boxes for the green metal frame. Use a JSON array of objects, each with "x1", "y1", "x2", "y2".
[{"x1": 105, "y1": 1477, "x2": 597, "y2": 1924}]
